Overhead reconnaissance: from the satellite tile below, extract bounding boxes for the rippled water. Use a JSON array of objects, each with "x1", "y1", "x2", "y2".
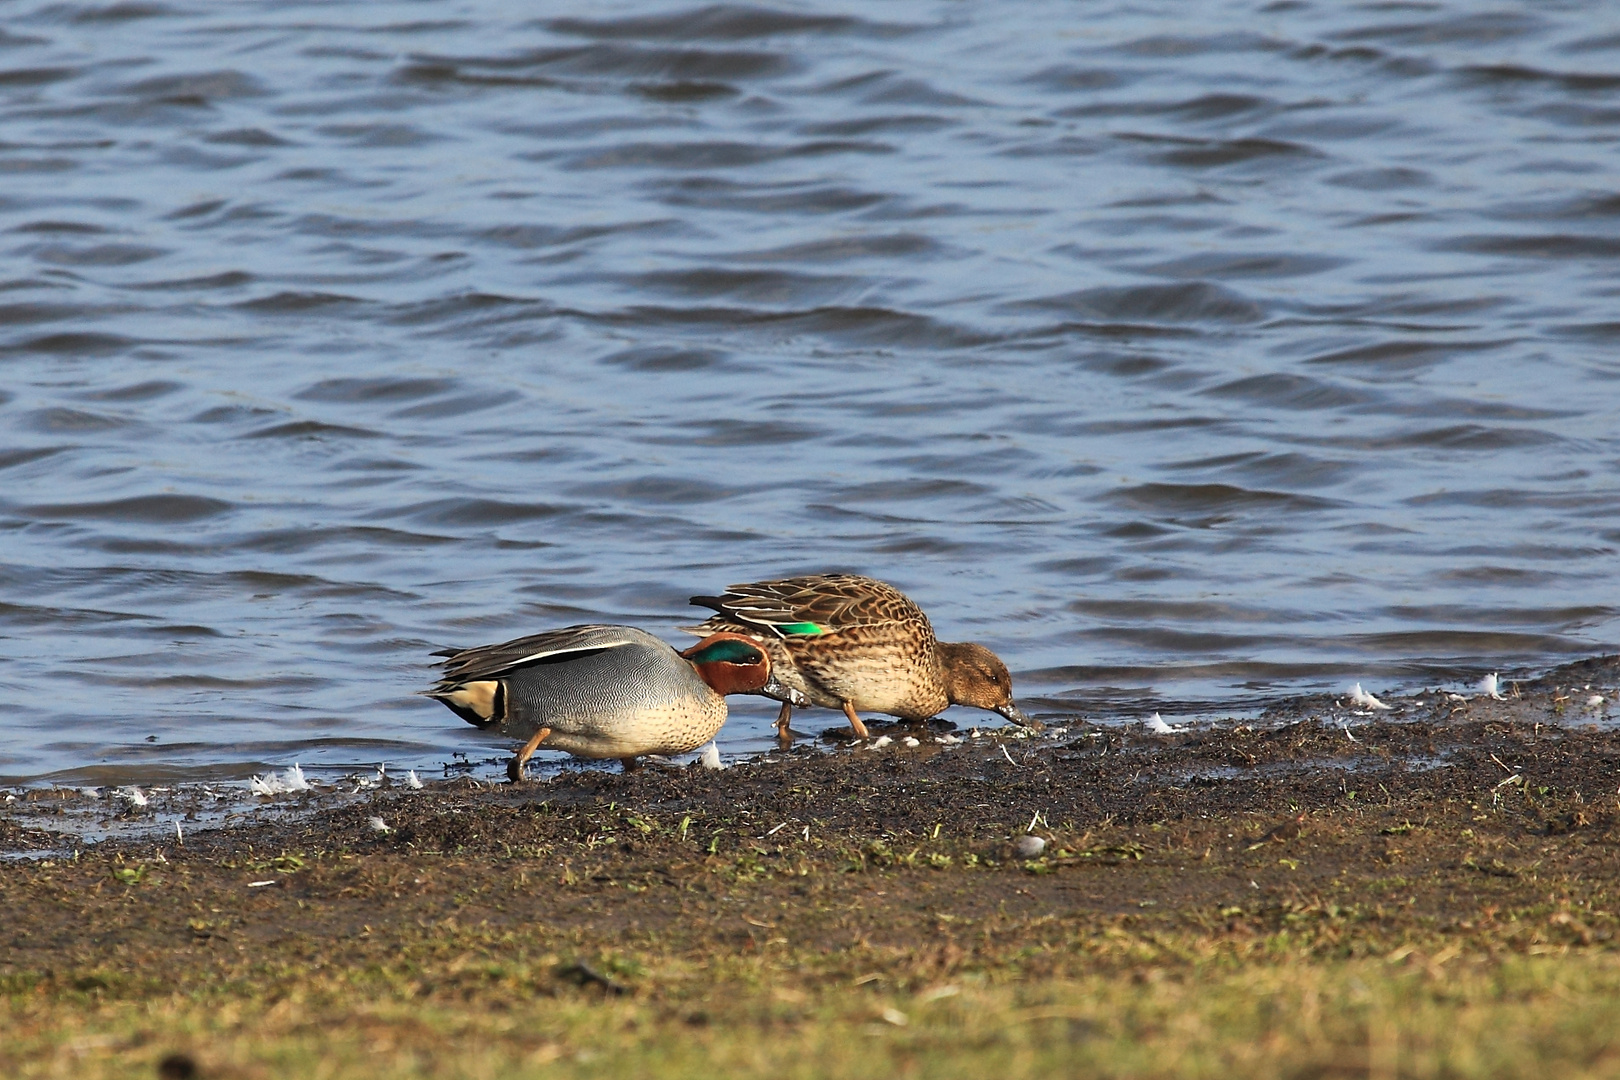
[{"x1": 3, "y1": 0, "x2": 1618, "y2": 785}]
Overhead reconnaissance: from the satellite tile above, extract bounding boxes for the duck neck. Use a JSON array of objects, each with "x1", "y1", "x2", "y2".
[{"x1": 936, "y1": 641, "x2": 975, "y2": 704}]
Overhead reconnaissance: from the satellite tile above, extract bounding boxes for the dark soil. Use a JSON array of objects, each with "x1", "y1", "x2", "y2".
[{"x1": 5, "y1": 655, "x2": 1620, "y2": 1002}]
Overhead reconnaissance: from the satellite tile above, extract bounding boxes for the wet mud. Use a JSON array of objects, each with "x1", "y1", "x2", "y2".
[{"x1": 5, "y1": 656, "x2": 1619, "y2": 1006}]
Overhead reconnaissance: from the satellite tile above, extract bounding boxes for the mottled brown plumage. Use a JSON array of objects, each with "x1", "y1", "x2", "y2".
[{"x1": 684, "y1": 573, "x2": 1032, "y2": 739}]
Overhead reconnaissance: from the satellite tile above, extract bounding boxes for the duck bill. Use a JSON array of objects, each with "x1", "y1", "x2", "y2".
[
  {"x1": 997, "y1": 701, "x2": 1040, "y2": 729},
  {"x1": 762, "y1": 671, "x2": 808, "y2": 706}
]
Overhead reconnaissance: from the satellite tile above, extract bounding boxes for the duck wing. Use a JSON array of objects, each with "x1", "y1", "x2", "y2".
[
  {"x1": 688, "y1": 574, "x2": 923, "y2": 638},
  {"x1": 429, "y1": 624, "x2": 652, "y2": 684}
]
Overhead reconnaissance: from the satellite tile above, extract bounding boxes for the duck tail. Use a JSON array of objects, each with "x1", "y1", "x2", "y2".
[{"x1": 421, "y1": 680, "x2": 505, "y2": 729}]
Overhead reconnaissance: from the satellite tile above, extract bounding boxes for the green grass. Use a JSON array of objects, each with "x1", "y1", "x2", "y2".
[{"x1": 8, "y1": 936, "x2": 1620, "y2": 1078}]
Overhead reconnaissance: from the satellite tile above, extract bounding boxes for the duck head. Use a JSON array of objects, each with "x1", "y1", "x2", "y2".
[
  {"x1": 938, "y1": 641, "x2": 1036, "y2": 728},
  {"x1": 680, "y1": 632, "x2": 805, "y2": 703}
]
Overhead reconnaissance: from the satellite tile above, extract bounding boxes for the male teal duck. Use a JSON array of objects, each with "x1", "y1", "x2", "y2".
[
  {"x1": 683, "y1": 573, "x2": 1032, "y2": 739},
  {"x1": 423, "y1": 624, "x2": 801, "y2": 780}
]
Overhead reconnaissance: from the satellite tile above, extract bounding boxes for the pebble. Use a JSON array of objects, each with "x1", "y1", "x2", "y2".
[{"x1": 1013, "y1": 834, "x2": 1046, "y2": 859}]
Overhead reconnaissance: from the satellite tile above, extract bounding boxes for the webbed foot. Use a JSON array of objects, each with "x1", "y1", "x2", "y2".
[{"x1": 508, "y1": 726, "x2": 552, "y2": 783}]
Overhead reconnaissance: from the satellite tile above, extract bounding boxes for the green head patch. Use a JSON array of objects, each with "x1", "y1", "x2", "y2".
[
  {"x1": 687, "y1": 638, "x2": 765, "y2": 665},
  {"x1": 778, "y1": 621, "x2": 825, "y2": 636}
]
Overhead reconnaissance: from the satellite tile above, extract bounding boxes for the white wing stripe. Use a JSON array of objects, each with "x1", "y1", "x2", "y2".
[{"x1": 499, "y1": 639, "x2": 633, "y2": 667}]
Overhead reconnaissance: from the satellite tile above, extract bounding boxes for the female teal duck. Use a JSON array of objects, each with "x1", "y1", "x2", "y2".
[
  {"x1": 683, "y1": 573, "x2": 1032, "y2": 739},
  {"x1": 424, "y1": 624, "x2": 801, "y2": 780}
]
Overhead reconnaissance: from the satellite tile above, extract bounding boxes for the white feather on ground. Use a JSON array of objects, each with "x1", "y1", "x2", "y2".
[
  {"x1": 698, "y1": 742, "x2": 725, "y2": 770},
  {"x1": 1478, "y1": 673, "x2": 1504, "y2": 700},
  {"x1": 1145, "y1": 712, "x2": 1184, "y2": 734},
  {"x1": 116, "y1": 786, "x2": 148, "y2": 808},
  {"x1": 1349, "y1": 684, "x2": 1392, "y2": 711},
  {"x1": 405, "y1": 770, "x2": 424, "y2": 789},
  {"x1": 250, "y1": 763, "x2": 312, "y2": 796},
  {"x1": 367, "y1": 816, "x2": 389, "y2": 833}
]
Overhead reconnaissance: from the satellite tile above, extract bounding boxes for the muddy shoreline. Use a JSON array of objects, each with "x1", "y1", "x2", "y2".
[
  {"x1": 5, "y1": 657, "x2": 1619, "y2": 1076},
  {"x1": 6, "y1": 655, "x2": 1617, "y2": 855}
]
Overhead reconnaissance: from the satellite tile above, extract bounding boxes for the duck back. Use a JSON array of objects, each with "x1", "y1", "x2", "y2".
[{"x1": 499, "y1": 635, "x2": 724, "y2": 758}]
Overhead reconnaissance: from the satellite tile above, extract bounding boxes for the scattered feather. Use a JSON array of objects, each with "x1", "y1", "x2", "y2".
[
  {"x1": 901, "y1": 736, "x2": 920, "y2": 748},
  {"x1": 867, "y1": 735, "x2": 893, "y2": 750},
  {"x1": 698, "y1": 742, "x2": 725, "y2": 771},
  {"x1": 1145, "y1": 712, "x2": 1184, "y2": 734},
  {"x1": 352, "y1": 765, "x2": 387, "y2": 791},
  {"x1": 1342, "y1": 721, "x2": 1358, "y2": 743},
  {"x1": 935, "y1": 734, "x2": 963, "y2": 746},
  {"x1": 880, "y1": 1008, "x2": 908, "y2": 1027},
  {"x1": 999, "y1": 744, "x2": 1019, "y2": 767},
  {"x1": 174, "y1": 820, "x2": 184, "y2": 844},
  {"x1": 367, "y1": 816, "x2": 390, "y2": 834},
  {"x1": 1349, "y1": 684, "x2": 1392, "y2": 711},
  {"x1": 247, "y1": 880, "x2": 277, "y2": 888},
  {"x1": 116, "y1": 786, "x2": 148, "y2": 808},
  {"x1": 1588, "y1": 695, "x2": 1605, "y2": 709},
  {"x1": 250, "y1": 763, "x2": 312, "y2": 796},
  {"x1": 405, "y1": 769, "x2": 424, "y2": 789},
  {"x1": 1478, "y1": 673, "x2": 1504, "y2": 700},
  {"x1": 1446, "y1": 693, "x2": 1467, "y2": 703}
]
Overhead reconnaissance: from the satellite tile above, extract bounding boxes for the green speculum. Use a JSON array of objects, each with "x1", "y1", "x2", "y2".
[{"x1": 778, "y1": 622, "x2": 825, "y2": 636}]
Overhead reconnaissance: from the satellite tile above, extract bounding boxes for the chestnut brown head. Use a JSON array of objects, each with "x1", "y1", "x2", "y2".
[{"x1": 680, "y1": 632, "x2": 782, "y2": 697}]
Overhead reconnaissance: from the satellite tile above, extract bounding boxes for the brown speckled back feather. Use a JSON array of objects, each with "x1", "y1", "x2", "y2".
[
  {"x1": 689, "y1": 573, "x2": 935, "y2": 638},
  {"x1": 686, "y1": 574, "x2": 948, "y2": 718}
]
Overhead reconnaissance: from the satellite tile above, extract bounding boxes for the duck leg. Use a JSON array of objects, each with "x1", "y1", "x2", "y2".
[
  {"x1": 620, "y1": 757, "x2": 640, "y2": 772},
  {"x1": 507, "y1": 726, "x2": 552, "y2": 783},
  {"x1": 841, "y1": 701, "x2": 870, "y2": 740},
  {"x1": 775, "y1": 701, "x2": 794, "y2": 740}
]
